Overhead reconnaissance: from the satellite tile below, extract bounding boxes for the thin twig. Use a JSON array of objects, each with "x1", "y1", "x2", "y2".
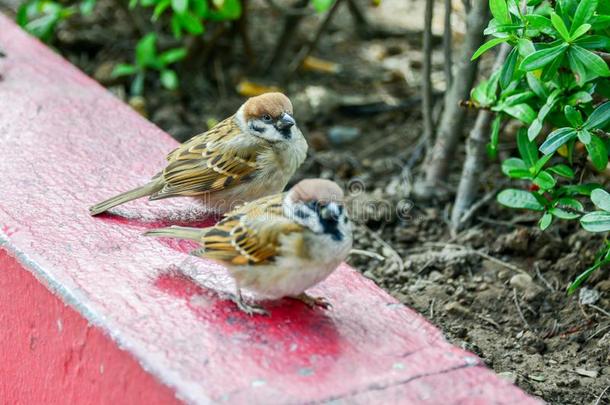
[
  {"x1": 429, "y1": 298, "x2": 436, "y2": 319},
  {"x1": 262, "y1": 0, "x2": 314, "y2": 16},
  {"x1": 443, "y1": 0, "x2": 453, "y2": 87},
  {"x1": 349, "y1": 248, "x2": 385, "y2": 261},
  {"x1": 535, "y1": 262, "x2": 555, "y2": 292},
  {"x1": 478, "y1": 314, "x2": 501, "y2": 329},
  {"x1": 422, "y1": 242, "x2": 528, "y2": 274},
  {"x1": 458, "y1": 187, "x2": 499, "y2": 225},
  {"x1": 513, "y1": 288, "x2": 531, "y2": 330},
  {"x1": 422, "y1": 0, "x2": 435, "y2": 151},
  {"x1": 588, "y1": 304, "x2": 610, "y2": 318},
  {"x1": 595, "y1": 385, "x2": 610, "y2": 405},
  {"x1": 363, "y1": 225, "x2": 405, "y2": 273},
  {"x1": 587, "y1": 323, "x2": 610, "y2": 341}
]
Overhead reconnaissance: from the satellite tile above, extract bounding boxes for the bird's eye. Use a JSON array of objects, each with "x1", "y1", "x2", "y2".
[{"x1": 262, "y1": 114, "x2": 272, "y2": 122}]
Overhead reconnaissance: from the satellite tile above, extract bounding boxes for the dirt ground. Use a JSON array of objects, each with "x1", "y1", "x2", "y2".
[{"x1": 2, "y1": 0, "x2": 609, "y2": 403}]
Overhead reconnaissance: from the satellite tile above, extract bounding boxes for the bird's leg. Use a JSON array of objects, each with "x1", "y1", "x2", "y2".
[
  {"x1": 232, "y1": 286, "x2": 269, "y2": 316},
  {"x1": 292, "y1": 292, "x2": 332, "y2": 309}
]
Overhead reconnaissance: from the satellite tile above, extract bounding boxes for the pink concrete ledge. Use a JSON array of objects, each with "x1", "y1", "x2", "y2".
[{"x1": 0, "y1": 15, "x2": 540, "y2": 404}]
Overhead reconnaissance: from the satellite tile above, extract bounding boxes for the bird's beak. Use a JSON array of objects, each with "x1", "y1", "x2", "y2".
[{"x1": 276, "y1": 113, "x2": 296, "y2": 130}]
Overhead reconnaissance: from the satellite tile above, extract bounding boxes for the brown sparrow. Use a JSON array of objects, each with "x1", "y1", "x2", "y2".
[
  {"x1": 145, "y1": 179, "x2": 353, "y2": 315},
  {"x1": 90, "y1": 92, "x2": 308, "y2": 215}
]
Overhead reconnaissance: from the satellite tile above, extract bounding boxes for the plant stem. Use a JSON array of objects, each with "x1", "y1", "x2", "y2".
[
  {"x1": 450, "y1": 44, "x2": 509, "y2": 232},
  {"x1": 443, "y1": 0, "x2": 453, "y2": 87},
  {"x1": 422, "y1": 0, "x2": 435, "y2": 152},
  {"x1": 265, "y1": 0, "x2": 309, "y2": 76},
  {"x1": 416, "y1": 0, "x2": 489, "y2": 198}
]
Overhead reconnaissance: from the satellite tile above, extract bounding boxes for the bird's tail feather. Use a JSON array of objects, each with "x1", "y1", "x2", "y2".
[
  {"x1": 144, "y1": 226, "x2": 206, "y2": 241},
  {"x1": 89, "y1": 180, "x2": 161, "y2": 216}
]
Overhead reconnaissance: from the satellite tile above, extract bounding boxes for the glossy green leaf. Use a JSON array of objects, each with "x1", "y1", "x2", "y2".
[
  {"x1": 160, "y1": 69, "x2": 179, "y2": 90},
  {"x1": 569, "y1": 23, "x2": 591, "y2": 40},
  {"x1": 567, "y1": 47, "x2": 589, "y2": 85},
  {"x1": 171, "y1": 0, "x2": 187, "y2": 13},
  {"x1": 577, "y1": 129, "x2": 591, "y2": 144},
  {"x1": 580, "y1": 211, "x2": 610, "y2": 231},
  {"x1": 570, "y1": 46, "x2": 610, "y2": 77},
  {"x1": 313, "y1": 0, "x2": 334, "y2": 12},
  {"x1": 526, "y1": 72, "x2": 547, "y2": 98},
  {"x1": 490, "y1": 0, "x2": 511, "y2": 25},
  {"x1": 487, "y1": 114, "x2": 502, "y2": 158},
  {"x1": 135, "y1": 33, "x2": 157, "y2": 67},
  {"x1": 533, "y1": 170, "x2": 556, "y2": 190},
  {"x1": 501, "y1": 103, "x2": 536, "y2": 124},
  {"x1": 539, "y1": 211, "x2": 553, "y2": 230},
  {"x1": 550, "y1": 197, "x2": 584, "y2": 219},
  {"x1": 500, "y1": 48, "x2": 519, "y2": 88},
  {"x1": 585, "y1": 135, "x2": 608, "y2": 170},
  {"x1": 548, "y1": 164, "x2": 575, "y2": 178},
  {"x1": 518, "y1": 128, "x2": 538, "y2": 167},
  {"x1": 502, "y1": 158, "x2": 531, "y2": 178},
  {"x1": 539, "y1": 127, "x2": 577, "y2": 155},
  {"x1": 567, "y1": 261, "x2": 605, "y2": 295},
  {"x1": 111, "y1": 63, "x2": 138, "y2": 77},
  {"x1": 497, "y1": 189, "x2": 546, "y2": 211},
  {"x1": 472, "y1": 37, "x2": 508, "y2": 60},
  {"x1": 152, "y1": 0, "x2": 171, "y2": 21},
  {"x1": 574, "y1": 35, "x2": 610, "y2": 50},
  {"x1": 571, "y1": 0, "x2": 598, "y2": 34},
  {"x1": 178, "y1": 12, "x2": 204, "y2": 34},
  {"x1": 524, "y1": 14, "x2": 554, "y2": 34},
  {"x1": 564, "y1": 105, "x2": 583, "y2": 127},
  {"x1": 550, "y1": 12, "x2": 570, "y2": 41},
  {"x1": 584, "y1": 102, "x2": 610, "y2": 130},
  {"x1": 532, "y1": 153, "x2": 553, "y2": 174},
  {"x1": 591, "y1": 188, "x2": 610, "y2": 211},
  {"x1": 159, "y1": 47, "x2": 187, "y2": 65},
  {"x1": 520, "y1": 43, "x2": 568, "y2": 71}
]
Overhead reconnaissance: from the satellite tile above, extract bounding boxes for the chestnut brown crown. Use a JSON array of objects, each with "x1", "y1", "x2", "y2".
[
  {"x1": 290, "y1": 179, "x2": 344, "y2": 204},
  {"x1": 243, "y1": 92, "x2": 293, "y2": 121}
]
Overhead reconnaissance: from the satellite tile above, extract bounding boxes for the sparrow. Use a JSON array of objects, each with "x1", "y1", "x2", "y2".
[
  {"x1": 145, "y1": 179, "x2": 353, "y2": 315},
  {"x1": 89, "y1": 92, "x2": 308, "y2": 216}
]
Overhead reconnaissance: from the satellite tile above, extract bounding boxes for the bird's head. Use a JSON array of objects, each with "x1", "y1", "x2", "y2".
[
  {"x1": 284, "y1": 179, "x2": 351, "y2": 242},
  {"x1": 238, "y1": 92, "x2": 298, "y2": 143}
]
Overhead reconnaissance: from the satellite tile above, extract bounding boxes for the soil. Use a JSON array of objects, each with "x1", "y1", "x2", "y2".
[{"x1": 2, "y1": 0, "x2": 608, "y2": 403}]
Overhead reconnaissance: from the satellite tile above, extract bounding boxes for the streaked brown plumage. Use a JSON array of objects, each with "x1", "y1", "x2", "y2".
[
  {"x1": 145, "y1": 179, "x2": 352, "y2": 315},
  {"x1": 89, "y1": 92, "x2": 307, "y2": 215}
]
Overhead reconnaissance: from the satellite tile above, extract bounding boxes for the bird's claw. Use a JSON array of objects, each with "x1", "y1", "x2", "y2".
[
  {"x1": 294, "y1": 293, "x2": 332, "y2": 309},
  {"x1": 233, "y1": 296, "x2": 269, "y2": 316}
]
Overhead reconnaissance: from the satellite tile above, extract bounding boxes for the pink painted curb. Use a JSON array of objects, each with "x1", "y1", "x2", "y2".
[{"x1": 0, "y1": 14, "x2": 541, "y2": 404}]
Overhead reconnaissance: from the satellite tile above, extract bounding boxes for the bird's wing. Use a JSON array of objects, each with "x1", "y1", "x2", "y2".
[
  {"x1": 193, "y1": 193, "x2": 303, "y2": 266},
  {"x1": 150, "y1": 117, "x2": 262, "y2": 199}
]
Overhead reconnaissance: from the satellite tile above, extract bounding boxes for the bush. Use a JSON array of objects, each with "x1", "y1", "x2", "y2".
[{"x1": 471, "y1": 0, "x2": 610, "y2": 292}]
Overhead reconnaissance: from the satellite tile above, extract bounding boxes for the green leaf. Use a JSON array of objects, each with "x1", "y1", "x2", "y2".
[
  {"x1": 159, "y1": 47, "x2": 187, "y2": 65},
  {"x1": 471, "y1": 37, "x2": 508, "y2": 60},
  {"x1": 524, "y1": 14, "x2": 554, "y2": 34},
  {"x1": 567, "y1": 47, "x2": 589, "y2": 85},
  {"x1": 539, "y1": 211, "x2": 553, "y2": 230},
  {"x1": 580, "y1": 211, "x2": 610, "y2": 232},
  {"x1": 111, "y1": 63, "x2": 138, "y2": 77},
  {"x1": 532, "y1": 153, "x2": 553, "y2": 174},
  {"x1": 590, "y1": 188, "x2": 610, "y2": 211},
  {"x1": 490, "y1": 0, "x2": 511, "y2": 24},
  {"x1": 550, "y1": 12, "x2": 571, "y2": 41},
  {"x1": 177, "y1": 12, "x2": 204, "y2": 34},
  {"x1": 130, "y1": 72, "x2": 145, "y2": 96},
  {"x1": 500, "y1": 48, "x2": 519, "y2": 88},
  {"x1": 584, "y1": 102, "x2": 610, "y2": 130},
  {"x1": 548, "y1": 164, "x2": 574, "y2": 178},
  {"x1": 570, "y1": 46, "x2": 610, "y2": 77},
  {"x1": 80, "y1": 0, "x2": 96, "y2": 15},
  {"x1": 533, "y1": 170, "x2": 556, "y2": 190},
  {"x1": 487, "y1": 115, "x2": 502, "y2": 158},
  {"x1": 313, "y1": 0, "x2": 334, "y2": 12},
  {"x1": 152, "y1": 0, "x2": 171, "y2": 21},
  {"x1": 564, "y1": 105, "x2": 583, "y2": 127},
  {"x1": 526, "y1": 72, "x2": 547, "y2": 98},
  {"x1": 135, "y1": 33, "x2": 157, "y2": 68},
  {"x1": 501, "y1": 103, "x2": 536, "y2": 125},
  {"x1": 541, "y1": 50, "x2": 565, "y2": 81},
  {"x1": 520, "y1": 43, "x2": 568, "y2": 71},
  {"x1": 569, "y1": 23, "x2": 591, "y2": 41},
  {"x1": 502, "y1": 91, "x2": 535, "y2": 107},
  {"x1": 160, "y1": 69, "x2": 179, "y2": 90},
  {"x1": 574, "y1": 35, "x2": 610, "y2": 50},
  {"x1": 208, "y1": 0, "x2": 241, "y2": 19},
  {"x1": 192, "y1": 0, "x2": 208, "y2": 17},
  {"x1": 540, "y1": 128, "x2": 577, "y2": 155},
  {"x1": 517, "y1": 38, "x2": 536, "y2": 58},
  {"x1": 577, "y1": 129, "x2": 591, "y2": 144},
  {"x1": 171, "y1": 0, "x2": 187, "y2": 14},
  {"x1": 567, "y1": 90, "x2": 592, "y2": 105},
  {"x1": 502, "y1": 158, "x2": 532, "y2": 178},
  {"x1": 551, "y1": 197, "x2": 584, "y2": 219},
  {"x1": 571, "y1": 0, "x2": 598, "y2": 34},
  {"x1": 585, "y1": 135, "x2": 608, "y2": 170},
  {"x1": 497, "y1": 189, "x2": 545, "y2": 211},
  {"x1": 567, "y1": 261, "x2": 605, "y2": 295},
  {"x1": 518, "y1": 128, "x2": 538, "y2": 167},
  {"x1": 171, "y1": 14, "x2": 182, "y2": 38}
]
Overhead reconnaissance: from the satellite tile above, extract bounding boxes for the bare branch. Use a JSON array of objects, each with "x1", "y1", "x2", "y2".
[
  {"x1": 443, "y1": 0, "x2": 453, "y2": 86},
  {"x1": 422, "y1": 0, "x2": 435, "y2": 151}
]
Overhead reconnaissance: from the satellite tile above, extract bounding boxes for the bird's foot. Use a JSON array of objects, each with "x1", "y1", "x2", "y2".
[
  {"x1": 232, "y1": 295, "x2": 269, "y2": 316},
  {"x1": 293, "y1": 293, "x2": 332, "y2": 310}
]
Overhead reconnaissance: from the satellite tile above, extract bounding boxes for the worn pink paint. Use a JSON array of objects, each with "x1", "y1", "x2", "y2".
[{"x1": 0, "y1": 14, "x2": 540, "y2": 404}]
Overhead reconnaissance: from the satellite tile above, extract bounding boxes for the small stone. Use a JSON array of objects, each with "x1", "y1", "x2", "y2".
[
  {"x1": 574, "y1": 368, "x2": 598, "y2": 378},
  {"x1": 328, "y1": 126, "x2": 362, "y2": 145},
  {"x1": 595, "y1": 280, "x2": 610, "y2": 292},
  {"x1": 527, "y1": 374, "x2": 546, "y2": 382},
  {"x1": 93, "y1": 61, "x2": 119, "y2": 85},
  {"x1": 578, "y1": 288, "x2": 600, "y2": 305},
  {"x1": 498, "y1": 371, "x2": 517, "y2": 384},
  {"x1": 444, "y1": 301, "x2": 470, "y2": 317},
  {"x1": 128, "y1": 96, "x2": 147, "y2": 117},
  {"x1": 509, "y1": 273, "x2": 533, "y2": 290}
]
